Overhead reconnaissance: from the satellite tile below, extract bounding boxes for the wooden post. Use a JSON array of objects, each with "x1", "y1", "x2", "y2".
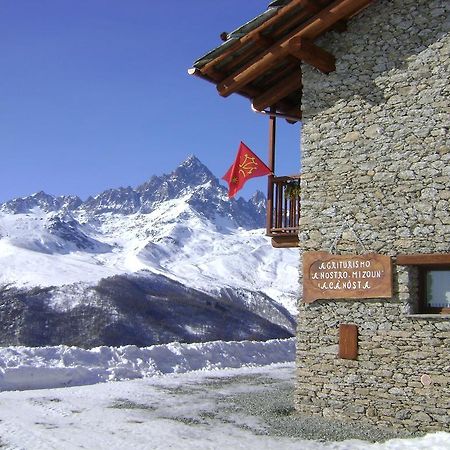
[{"x1": 266, "y1": 109, "x2": 276, "y2": 236}]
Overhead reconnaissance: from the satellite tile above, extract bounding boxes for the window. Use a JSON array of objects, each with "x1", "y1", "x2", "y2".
[
  {"x1": 397, "y1": 254, "x2": 450, "y2": 315},
  {"x1": 420, "y1": 267, "x2": 450, "y2": 314}
]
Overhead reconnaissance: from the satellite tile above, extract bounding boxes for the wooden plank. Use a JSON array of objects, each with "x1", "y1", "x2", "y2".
[
  {"x1": 339, "y1": 324, "x2": 358, "y2": 360},
  {"x1": 300, "y1": 0, "x2": 374, "y2": 39},
  {"x1": 255, "y1": 58, "x2": 299, "y2": 90},
  {"x1": 267, "y1": 1, "x2": 321, "y2": 40},
  {"x1": 223, "y1": 43, "x2": 268, "y2": 77},
  {"x1": 288, "y1": 37, "x2": 336, "y2": 73},
  {"x1": 273, "y1": 174, "x2": 302, "y2": 182},
  {"x1": 217, "y1": 42, "x2": 288, "y2": 97},
  {"x1": 331, "y1": 19, "x2": 348, "y2": 33},
  {"x1": 199, "y1": 0, "x2": 307, "y2": 76},
  {"x1": 188, "y1": 67, "x2": 259, "y2": 97},
  {"x1": 271, "y1": 235, "x2": 300, "y2": 248},
  {"x1": 189, "y1": 67, "x2": 302, "y2": 120},
  {"x1": 274, "y1": 105, "x2": 302, "y2": 121},
  {"x1": 255, "y1": 32, "x2": 275, "y2": 49},
  {"x1": 396, "y1": 254, "x2": 450, "y2": 266},
  {"x1": 217, "y1": 0, "x2": 374, "y2": 97},
  {"x1": 252, "y1": 71, "x2": 302, "y2": 112}
]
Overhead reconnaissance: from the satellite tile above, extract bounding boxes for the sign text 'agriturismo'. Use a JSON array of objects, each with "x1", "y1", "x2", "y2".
[{"x1": 303, "y1": 252, "x2": 392, "y2": 303}]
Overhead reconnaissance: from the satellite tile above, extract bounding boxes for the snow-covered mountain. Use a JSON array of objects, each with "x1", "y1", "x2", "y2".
[{"x1": 0, "y1": 156, "x2": 299, "y2": 346}]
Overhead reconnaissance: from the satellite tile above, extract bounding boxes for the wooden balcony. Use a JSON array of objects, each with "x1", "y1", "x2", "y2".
[{"x1": 266, "y1": 175, "x2": 301, "y2": 248}]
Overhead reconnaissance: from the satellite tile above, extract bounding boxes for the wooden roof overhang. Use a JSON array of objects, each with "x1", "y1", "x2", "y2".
[{"x1": 189, "y1": 0, "x2": 375, "y2": 122}]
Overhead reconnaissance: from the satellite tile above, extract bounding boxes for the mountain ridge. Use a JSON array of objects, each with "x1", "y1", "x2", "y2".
[
  {"x1": 0, "y1": 155, "x2": 266, "y2": 229},
  {"x1": 0, "y1": 155, "x2": 298, "y2": 347}
]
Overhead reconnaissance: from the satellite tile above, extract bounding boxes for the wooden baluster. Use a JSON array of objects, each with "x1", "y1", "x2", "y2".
[
  {"x1": 273, "y1": 182, "x2": 278, "y2": 230},
  {"x1": 277, "y1": 181, "x2": 283, "y2": 229},
  {"x1": 284, "y1": 188, "x2": 288, "y2": 230},
  {"x1": 293, "y1": 183, "x2": 298, "y2": 228},
  {"x1": 290, "y1": 195, "x2": 295, "y2": 231},
  {"x1": 269, "y1": 178, "x2": 275, "y2": 233}
]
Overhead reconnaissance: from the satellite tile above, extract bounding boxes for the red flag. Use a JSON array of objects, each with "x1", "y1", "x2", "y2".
[{"x1": 222, "y1": 142, "x2": 272, "y2": 198}]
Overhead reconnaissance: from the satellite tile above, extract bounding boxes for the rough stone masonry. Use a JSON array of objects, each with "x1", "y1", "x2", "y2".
[{"x1": 296, "y1": 0, "x2": 449, "y2": 432}]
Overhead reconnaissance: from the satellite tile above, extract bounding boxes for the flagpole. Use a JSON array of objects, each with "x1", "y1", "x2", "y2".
[{"x1": 266, "y1": 107, "x2": 276, "y2": 236}]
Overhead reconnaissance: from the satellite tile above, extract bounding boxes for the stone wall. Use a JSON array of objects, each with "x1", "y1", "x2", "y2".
[{"x1": 296, "y1": 0, "x2": 450, "y2": 432}]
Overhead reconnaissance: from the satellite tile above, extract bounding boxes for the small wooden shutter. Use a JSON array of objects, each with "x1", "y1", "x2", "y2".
[{"x1": 339, "y1": 324, "x2": 358, "y2": 360}]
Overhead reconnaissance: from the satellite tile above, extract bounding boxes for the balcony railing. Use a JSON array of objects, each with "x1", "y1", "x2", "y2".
[{"x1": 266, "y1": 175, "x2": 301, "y2": 246}]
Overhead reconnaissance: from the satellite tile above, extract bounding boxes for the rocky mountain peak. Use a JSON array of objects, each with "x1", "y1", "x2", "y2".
[
  {"x1": 250, "y1": 190, "x2": 266, "y2": 205},
  {"x1": 249, "y1": 190, "x2": 267, "y2": 216},
  {"x1": 82, "y1": 186, "x2": 141, "y2": 215},
  {"x1": 0, "y1": 191, "x2": 82, "y2": 214},
  {"x1": 171, "y1": 155, "x2": 218, "y2": 188},
  {"x1": 1, "y1": 156, "x2": 266, "y2": 229},
  {"x1": 135, "y1": 156, "x2": 222, "y2": 213}
]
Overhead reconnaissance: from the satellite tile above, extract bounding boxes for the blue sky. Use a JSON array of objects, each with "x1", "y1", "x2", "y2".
[{"x1": 0, "y1": 1, "x2": 301, "y2": 203}]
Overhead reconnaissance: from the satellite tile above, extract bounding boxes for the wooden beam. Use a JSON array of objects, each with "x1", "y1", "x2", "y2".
[
  {"x1": 222, "y1": 34, "x2": 274, "y2": 77},
  {"x1": 217, "y1": 44, "x2": 287, "y2": 97},
  {"x1": 199, "y1": 0, "x2": 307, "y2": 77},
  {"x1": 189, "y1": 67, "x2": 302, "y2": 119},
  {"x1": 268, "y1": 1, "x2": 334, "y2": 42},
  {"x1": 255, "y1": 32, "x2": 274, "y2": 48},
  {"x1": 252, "y1": 72, "x2": 302, "y2": 112},
  {"x1": 300, "y1": 0, "x2": 374, "y2": 39},
  {"x1": 331, "y1": 19, "x2": 348, "y2": 33},
  {"x1": 188, "y1": 67, "x2": 259, "y2": 98},
  {"x1": 266, "y1": 1, "x2": 323, "y2": 44},
  {"x1": 302, "y1": 0, "x2": 326, "y2": 14},
  {"x1": 257, "y1": 60, "x2": 299, "y2": 91},
  {"x1": 288, "y1": 37, "x2": 336, "y2": 73},
  {"x1": 396, "y1": 254, "x2": 450, "y2": 266},
  {"x1": 273, "y1": 104, "x2": 302, "y2": 121},
  {"x1": 217, "y1": 0, "x2": 373, "y2": 97}
]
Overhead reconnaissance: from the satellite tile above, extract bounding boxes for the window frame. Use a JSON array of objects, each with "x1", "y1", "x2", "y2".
[
  {"x1": 397, "y1": 254, "x2": 450, "y2": 315},
  {"x1": 418, "y1": 265, "x2": 450, "y2": 314}
]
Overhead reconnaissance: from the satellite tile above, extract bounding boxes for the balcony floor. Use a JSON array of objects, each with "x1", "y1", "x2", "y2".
[{"x1": 270, "y1": 234, "x2": 299, "y2": 248}]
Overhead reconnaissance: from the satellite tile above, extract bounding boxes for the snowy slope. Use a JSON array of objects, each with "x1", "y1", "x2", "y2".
[
  {"x1": 0, "y1": 156, "x2": 298, "y2": 315},
  {"x1": 0, "y1": 156, "x2": 298, "y2": 347},
  {"x1": 0, "y1": 274, "x2": 295, "y2": 347}
]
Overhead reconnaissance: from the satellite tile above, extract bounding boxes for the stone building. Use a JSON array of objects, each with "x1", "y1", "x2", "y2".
[{"x1": 190, "y1": 0, "x2": 449, "y2": 432}]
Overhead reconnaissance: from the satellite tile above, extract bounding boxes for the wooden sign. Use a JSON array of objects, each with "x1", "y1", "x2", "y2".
[{"x1": 303, "y1": 252, "x2": 392, "y2": 303}]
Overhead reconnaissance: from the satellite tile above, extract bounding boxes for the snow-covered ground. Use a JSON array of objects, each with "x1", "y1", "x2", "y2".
[
  {"x1": 0, "y1": 365, "x2": 447, "y2": 449},
  {"x1": 0, "y1": 339, "x2": 448, "y2": 449}
]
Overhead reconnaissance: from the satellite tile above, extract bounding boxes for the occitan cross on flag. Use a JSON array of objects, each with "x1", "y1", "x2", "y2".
[{"x1": 222, "y1": 142, "x2": 272, "y2": 198}]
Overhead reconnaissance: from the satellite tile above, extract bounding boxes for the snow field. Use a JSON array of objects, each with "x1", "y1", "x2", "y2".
[{"x1": 0, "y1": 363, "x2": 447, "y2": 450}]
